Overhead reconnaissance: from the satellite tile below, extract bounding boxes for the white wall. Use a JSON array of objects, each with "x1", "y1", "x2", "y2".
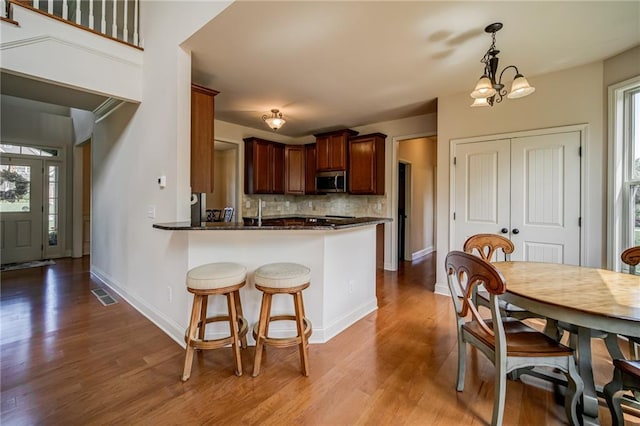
[
  {"x1": 436, "y1": 61, "x2": 605, "y2": 291},
  {"x1": 90, "y1": 1, "x2": 232, "y2": 343}
]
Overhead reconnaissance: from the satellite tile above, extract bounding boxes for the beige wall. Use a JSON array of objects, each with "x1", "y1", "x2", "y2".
[
  {"x1": 436, "y1": 61, "x2": 605, "y2": 291},
  {"x1": 398, "y1": 136, "x2": 436, "y2": 259},
  {"x1": 207, "y1": 148, "x2": 237, "y2": 210}
]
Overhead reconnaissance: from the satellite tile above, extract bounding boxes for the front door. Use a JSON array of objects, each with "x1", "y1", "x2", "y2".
[
  {"x1": 1, "y1": 157, "x2": 44, "y2": 264},
  {"x1": 453, "y1": 130, "x2": 581, "y2": 264}
]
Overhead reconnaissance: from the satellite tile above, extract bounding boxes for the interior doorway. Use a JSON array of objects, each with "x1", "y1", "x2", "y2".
[
  {"x1": 397, "y1": 162, "x2": 409, "y2": 261},
  {"x1": 205, "y1": 140, "x2": 239, "y2": 222}
]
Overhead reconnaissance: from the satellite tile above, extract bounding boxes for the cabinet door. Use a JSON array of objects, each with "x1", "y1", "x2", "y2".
[
  {"x1": 349, "y1": 134, "x2": 385, "y2": 195},
  {"x1": 190, "y1": 84, "x2": 218, "y2": 193},
  {"x1": 272, "y1": 143, "x2": 285, "y2": 194},
  {"x1": 285, "y1": 146, "x2": 306, "y2": 194},
  {"x1": 254, "y1": 140, "x2": 274, "y2": 194},
  {"x1": 305, "y1": 144, "x2": 317, "y2": 194},
  {"x1": 329, "y1": 134, "x2": 348, "y2": 170},
  {"x1": 316, "y1": 136, "x2": 330, "y2": 171}
]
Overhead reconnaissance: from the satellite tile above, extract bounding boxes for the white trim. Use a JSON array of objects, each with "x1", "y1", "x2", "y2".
[
  {"x1": 93, "y1": 98, "x2": 125, "y2": 123},
  {"x1": 1, "y1": 35, "x2": 141, "y2": 67},
  {"x1": 434, "y1": 282, "x2": 450, "y2": 296},
  {"x1": 412, "y1": 246, "x2": 434, "y2": 261},
  {"x1": 450, "y1": 124, "x2": 588, "y2": 265},
  {"x1": 607, "y1": 75, "x2": 640, "y2": 271}
]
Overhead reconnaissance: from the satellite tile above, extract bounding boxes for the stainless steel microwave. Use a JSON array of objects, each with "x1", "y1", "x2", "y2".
[{"x1": 316, "y1": 171, "x2": 347, "y2": 193}]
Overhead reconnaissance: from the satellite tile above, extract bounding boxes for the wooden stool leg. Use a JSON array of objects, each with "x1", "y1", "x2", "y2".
[
  {"x1": 294, "y1": 291, "x2": 310, "y2": 376},
  {"x1": 198, "y1": 295, "x2": 208, "y2": 341},
  {"x1": 252, "y1": 293, "x2": 272, "y2": 377},
  {"x1": 227, "y1": 291, "x2": 243, "y2": 376},
  {"x1": 182, "y1": 294, "x2": 203, "y2": 381},
  {"x1": 234, "y1": 289, "x2": 247, "y2": 349}
]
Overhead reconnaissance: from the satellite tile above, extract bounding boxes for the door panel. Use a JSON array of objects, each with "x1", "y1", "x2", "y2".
[
  {"x1": 1, "y1": 157, "x2": 44, "y2": 264},
  {"x1": 511, "y1": 132, "x2": 581, "y2": 264},
  {"x1": 453, "y1": 139, "x2": 510, "y2": 254},
  {"x1": 453, "y1": 130, "x2": 581, "y2": 265}
]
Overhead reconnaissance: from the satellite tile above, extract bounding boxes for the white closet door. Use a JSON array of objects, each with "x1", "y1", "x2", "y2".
[
  {"x1": 510, "y1": 131, "x2": 581, "y2": 264},
  {"x1": 452, "y1": 139, "x2": 511, "y2": 255}
]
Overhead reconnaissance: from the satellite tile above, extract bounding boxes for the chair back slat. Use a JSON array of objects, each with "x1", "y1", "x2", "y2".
[
  {"x1": 445, "y1": 251, "x2": 506, "y2": 337},
  {"x1": 463, "y1": 234, "x2": 514, "y2": 262}
]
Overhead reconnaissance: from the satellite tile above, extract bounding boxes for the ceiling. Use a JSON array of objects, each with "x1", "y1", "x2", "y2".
[{"x1": 184, "y1": 1, "x2": 640, "y2": 138}]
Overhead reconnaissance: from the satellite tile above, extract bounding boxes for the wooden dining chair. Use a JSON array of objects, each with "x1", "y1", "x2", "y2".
[
  {"x1": 445, "y1": 251, "x2": 583, "y2": 426},
  {"x1": 463, "y1": 234, "x2": 535, "y2": 320},
  {"x1": 603, "y1": 359, "x2": 640, "y2": 426},
  {"x1": 620, "y1": 246, "x2": 640, "y2": 359}
]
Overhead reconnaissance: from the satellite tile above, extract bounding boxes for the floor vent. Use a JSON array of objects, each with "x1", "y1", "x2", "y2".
[{"x1": 91, "y1": 288, "x2": 118, "y2": 306}]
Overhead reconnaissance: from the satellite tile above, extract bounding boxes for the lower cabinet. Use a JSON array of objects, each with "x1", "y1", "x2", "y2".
[{"x1": 244, "y1": 137, "x2": 285, "y2": 194}]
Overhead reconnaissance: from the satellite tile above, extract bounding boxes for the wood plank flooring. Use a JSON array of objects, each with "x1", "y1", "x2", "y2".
[{"x1": 1, "y1": 255, "x2": 638, "y2": 425}]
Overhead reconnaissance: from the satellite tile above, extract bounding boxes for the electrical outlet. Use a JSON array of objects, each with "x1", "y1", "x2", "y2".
[
  {"x1": 167, "y1": 286, "x2": 172, "y2": 302},
  {"x1": 308, "y1": 201, "x2": 313, "y2": 208},
  {"x1": 348, "y1": 280, "x2": 355, "y2": 294},
  {"x1": 147, "y1": 205, "x2": 156, "y2": 218},
  {"x1": 246, "y1": 200, "x2": 251, "y2": 208}
]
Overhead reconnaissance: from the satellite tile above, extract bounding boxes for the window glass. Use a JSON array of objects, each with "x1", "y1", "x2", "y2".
[
  {"x1": 0, "y1": 143, "x2": 58, "y2": 157},
  {"x1": 0, "y1": 164, "x2": 31, "y2": 212},
  {"x1": 48, "y1": 165, "x2": 59, "y2": 247},
  {"x1": 632, "y1": 90, "x2": 640, "y2": 180}
]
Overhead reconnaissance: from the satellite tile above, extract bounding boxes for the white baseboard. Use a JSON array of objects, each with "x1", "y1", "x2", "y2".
[
  {"x1": 434, "y1": 282, "x2": 451, "y2": 297},
  {"x1": 90, "y1": 265, "x2": 187, "y2": 348},
  {"x1": 411, "y1": 246, "x2": 434, "y2": 261},
  {"x1": 319, "y1": 299, "x2": 378, "y2": 343}
]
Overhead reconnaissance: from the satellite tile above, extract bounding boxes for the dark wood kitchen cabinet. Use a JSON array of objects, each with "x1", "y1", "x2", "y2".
[
  {"x1": 305, "y1": 143, "x2": 317, "y2": 194},
  {"x1": 315, "y1": 129, "x2": 358, "y2": 171},
  {"x1": 190, "y1": 83, "x2": 219, "y2": 193},
  {"x1": 244, "y1": 137, "x2": 285, "y2": 194},
  {"x1": 285, "y1": 145, "x2": 305, "y2": 195},
  {"x1": 349, "y1": 133, "x2": 386, "y2": 195}
]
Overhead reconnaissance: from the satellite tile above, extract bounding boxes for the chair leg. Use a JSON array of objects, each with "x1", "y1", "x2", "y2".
[
  {"x1": 604, "y1": 369, "x2": 625, "y2": 426},
  {"x1": 198, "y1": 295, "x2": 208, "y2": 341},
  {"x1": 294, "y1": 291, "x2": 310, "y2": 376},
  {"x1": 492, "y1": 359, "x2": 507, "y2": 426},
  {"x1": 227, "y1": 291, "x2": 242, "y2": 376},
  {"x1": 456, "y1": 328, "x2": 466, "y2": 392},
  {"x1": 564, "y1": 358, "x2": 584, "y2": 426},
  {"x1": 234, "y1": 289, "x2": 247, "y2": 349},
  {"x1": 182, "y1": 294, "x2": 203, "y2": 382},
  {"x1": 252, "y1": 293, "x2": 272, "y2": 377}
]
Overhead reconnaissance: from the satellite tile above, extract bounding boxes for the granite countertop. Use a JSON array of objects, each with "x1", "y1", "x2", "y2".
[{"x1": 153, "y1": 215, "x2": 391, "y2": 231}]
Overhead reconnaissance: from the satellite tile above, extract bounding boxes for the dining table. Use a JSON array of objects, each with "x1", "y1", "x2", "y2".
[{"x1": 493, "y1": 261, "x2": 640, "y2": 426}]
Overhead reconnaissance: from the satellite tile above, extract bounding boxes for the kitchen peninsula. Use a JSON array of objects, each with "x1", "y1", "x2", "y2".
[{"x1": 153, "y1": 216, "x2": 390, "y2": 344}]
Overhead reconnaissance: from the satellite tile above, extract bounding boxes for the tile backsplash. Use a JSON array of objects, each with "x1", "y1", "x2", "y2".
[{"x1": 242, "y1": 194, "x2": 387, "y2": 218}]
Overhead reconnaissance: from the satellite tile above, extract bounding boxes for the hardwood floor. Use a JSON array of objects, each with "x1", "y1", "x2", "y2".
[{"x1": 1, "y1": 254, "x2": 638, "y2": 425}]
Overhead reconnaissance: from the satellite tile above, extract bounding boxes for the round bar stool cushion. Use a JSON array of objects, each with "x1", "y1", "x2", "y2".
[
  {"x1": 187, "y1": 262, "x2": 247, "y2": 290},
  {"x1": 254, "y1": 262, "x2": 311, "y2": 289}
]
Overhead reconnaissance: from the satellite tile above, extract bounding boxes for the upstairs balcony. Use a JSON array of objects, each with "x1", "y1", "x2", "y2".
[{"x1": 2, "y1": 0, "x2": 141, "y2": 47}]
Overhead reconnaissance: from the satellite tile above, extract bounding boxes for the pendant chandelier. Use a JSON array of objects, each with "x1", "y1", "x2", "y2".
[
  {"x1": 262, "y1": 109, "x2": 286, "y2": 131},
  {"x1": 470, "y1": 23, "x2": 535, "y2": 107}
]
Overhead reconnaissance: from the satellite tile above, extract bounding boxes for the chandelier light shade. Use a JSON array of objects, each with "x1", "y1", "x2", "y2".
[
  {"x1": 262, "y1": 109, "x2": 286, "y2": 131},
  {"x1": 470, "y1": 23, "x2": 535, "y2": 107}
]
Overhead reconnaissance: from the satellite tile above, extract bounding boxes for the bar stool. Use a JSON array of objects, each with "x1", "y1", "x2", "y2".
[
  {"x1": 252, "y1": 262, "x2": 312, "y2": 377},
  {"x1": 182, "y1": 262, "x2": 248, "y2": 382}
]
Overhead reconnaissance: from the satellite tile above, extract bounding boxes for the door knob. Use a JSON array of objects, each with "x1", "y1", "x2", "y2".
[
  {"x1": 500, "y1": 228, "x2": 509, "y2": 234},
  {"x1": 512, "y1": 228, "x2": 520, "y2": 235}
]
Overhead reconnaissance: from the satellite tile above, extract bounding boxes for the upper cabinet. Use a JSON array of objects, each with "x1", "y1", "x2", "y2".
[
  {"x1": 315, "y1": 129, "x2": 359, "y2": 171},
  {"x1": 285, "y1": 145, "x2": 306, "y2": 195},
  {"x1": 190, "y1": 84, "x2": 219, "y2": 193},
  {"x1": 244, "y1": 137, "x2": 285, "y2": 194},
  {"x1": 349, "y1": 133, "x2": 386, "y2": 195},
  {"x1": 304, "y1": 143, "x2": 317, "y2": 194}
]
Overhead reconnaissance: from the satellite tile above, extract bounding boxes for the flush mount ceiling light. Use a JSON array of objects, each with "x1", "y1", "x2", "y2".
[
  {"x1": 470, "y1": 22, "x2": 535, "y2": 107},
  {"x1": 262, "y1": 109, "x2": 286, "y2": 131}
]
